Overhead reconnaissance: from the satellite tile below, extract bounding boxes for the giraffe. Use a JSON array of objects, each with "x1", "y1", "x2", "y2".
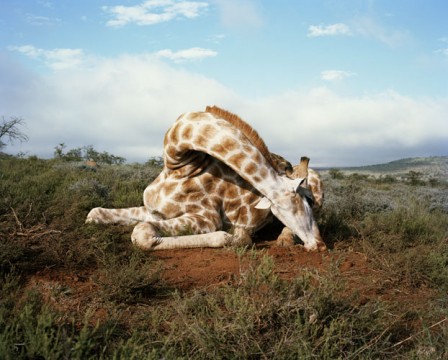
[{"x1": 86, "y1": 106, "x2": 326, "y2": 252}]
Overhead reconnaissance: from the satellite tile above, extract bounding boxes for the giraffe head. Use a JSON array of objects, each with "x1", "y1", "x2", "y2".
[{"x1": 255, "y1": 176, "x2": 325, "y2": 251}]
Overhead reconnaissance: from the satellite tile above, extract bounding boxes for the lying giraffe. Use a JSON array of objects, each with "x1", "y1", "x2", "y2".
[{"x1": 86, "y1": 106, "x2": 326, "y2": 251}]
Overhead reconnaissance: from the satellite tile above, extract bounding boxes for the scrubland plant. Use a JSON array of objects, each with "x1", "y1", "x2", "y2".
[
  {"x1": 0, "y1": 283, "x2": 120, "y2": 359},
  {"x1": 0, "y1": 154, "x2": 447, "y2": 358},
  {"x1": 322, "y1": 173, "x2": 447, "y2": 287},
  {"x1": 93, "y1": 247, "x2": 162, "y2": 304}
]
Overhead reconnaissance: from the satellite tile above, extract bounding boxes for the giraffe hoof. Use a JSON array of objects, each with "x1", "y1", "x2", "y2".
[
  {"x1": 274, "y1": 234, "x2": 295, "y2": 247},
  {"x1": 317, "y1": 242, "x2": 328, "y2": 252}
]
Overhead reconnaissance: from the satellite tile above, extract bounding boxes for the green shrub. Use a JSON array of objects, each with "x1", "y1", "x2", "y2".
[
  {"x1": 1, "y1": 155, "x2": 447, "y2": 359},
  {"x1": 360, "y1": 204, "x2": 447, "y2": 251},
  {"x1": 0, "y1": 290, "x2": 118, "y2": 359},
  {"x1": 94, "y1": 247, "x2": 162, "y2": 304},
  {"x1": 328, "y1": 168, "x2": 345, "y2": 179}
]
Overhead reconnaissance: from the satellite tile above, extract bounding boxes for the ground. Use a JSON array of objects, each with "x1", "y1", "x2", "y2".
[{"x1": 27, "y1": 231, "x2": 432, "y2": 320}]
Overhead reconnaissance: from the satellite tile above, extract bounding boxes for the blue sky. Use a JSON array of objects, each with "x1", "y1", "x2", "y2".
[{"x1": 1, "y1": 0, "x2": 447, "y2": 166}]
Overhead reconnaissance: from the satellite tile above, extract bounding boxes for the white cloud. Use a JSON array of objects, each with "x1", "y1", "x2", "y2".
[
  {"x1": 321, "y1": 70, "x2": 356, "y2": 81},
  {"x1": 434, "y1": 48, "x2": 448, "y2": 57},
  {"x1": 25, "y1": 14, "x2": 60, "y2": 26},
  {"x1": 0, "y1": 53, "x2": 240, "y2": 160},
  {"x1": 37, "y1": 0, "x2": 53, "y2": 8},
  {"x1": 9, "y1": 45, "x2": 85, "y2": 70},
  {"x1": 307, "y1": 23, "x2": 351, "y2": 37},
  {"x1": 10, "y1": 44, "x2": 216, "y2": 68},
  {"x1": 308, "y1": 18, "x2": 410, "y2": 47},
  {"x1": 351, "y1": 17, "x2": 410, "y2": 47},
  {"x1": 207, "y1": 34, "x2": 226, "y2": 44},
  {"x1": 433, "y1": 38, "x2": 448, "y2": 58},
  {"x1": 156, "y1": 47, "x2": 217, "y2": 62},
  {"x1": 215, "y1": 0, "x2": 263, "y2": 29},
  {"x1": 1, "y1": 53, "x2": 447, "y2": 167},
  {"x1": 247, "y1": 88, "x2": 448, "y2": 165},
  {"x1": 103, "y1": 0, "x2": 208, "y2": 27}
]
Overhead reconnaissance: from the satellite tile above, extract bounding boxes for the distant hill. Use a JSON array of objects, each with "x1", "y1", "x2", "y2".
[{"x1": 331, "y1": 156, "x2": 448, "y2": 179}]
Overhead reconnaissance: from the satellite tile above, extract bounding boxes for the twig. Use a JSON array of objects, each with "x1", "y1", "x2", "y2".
[
  {"x1": 10, "y1": 207, "x2": 23, "y2": 231},
  {"x1": 390, "y1": 317, "x2": 447, "y2": 348},
  {"x1": 16, "y1": 229, "x2": 62, "y2": 239},
  {"x1": 347, "y1": 321, "x2": 394, "y2": 359}
]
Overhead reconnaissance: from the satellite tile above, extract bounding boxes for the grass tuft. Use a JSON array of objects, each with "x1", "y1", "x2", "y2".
[{"x1": 1, "y1": 155, "x2": 447, "y2": 358}]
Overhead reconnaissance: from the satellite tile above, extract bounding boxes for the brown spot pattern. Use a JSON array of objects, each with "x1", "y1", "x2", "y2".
[
  {"x1": 222, "y1": 137, "x2": 239, "y2": 152},
  {"x1": 163, "y1": 182, "x2": 177, "y2": 196},
  {"x1": 195, "y1": 135, "x2": 208, "y2": 149},
  {"x1": 259, "y1": 168, "x2": 268, "y2": 178},
  {"x1": 181, "y1": 125, "x2": 193, "y2": 140},
  {"x1": 211, "y1": 143, "x2": 225, "y2": 154},
  {"x1": 227, "y1": 153, "x2": 245, "y2": 169},
  {"x1": 169, "y1": 123, "x2": 181, "y2": 144},
  {"x1": 189, "y1": 112, "x2": 204, "y2": 121},
  {"x1": 202, "y1": 124, "x2": 217, "y2": 138},
  {"x1": 244, "y1": 162, "x2": 258, "y2": 176}
]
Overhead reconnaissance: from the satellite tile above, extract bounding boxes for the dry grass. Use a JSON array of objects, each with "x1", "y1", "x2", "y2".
[{"x1": 0, "y1": 154, "x2": 447, "y2": 358}]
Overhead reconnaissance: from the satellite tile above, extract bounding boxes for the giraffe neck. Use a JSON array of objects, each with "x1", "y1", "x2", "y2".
[{"x1": 163, "y1": 112, "x2": 284, "y2": 200}]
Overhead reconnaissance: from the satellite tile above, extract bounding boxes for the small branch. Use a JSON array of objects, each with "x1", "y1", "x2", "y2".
[
  {"x1": 391, "y1": 317, "x2": 447, "y2": 348},
  {"x1": 17, "y1": 229, "x2": 62, "y2": 238},
  {"x1": 10, "y1": 207, "x2": 23, "y2": 231}
]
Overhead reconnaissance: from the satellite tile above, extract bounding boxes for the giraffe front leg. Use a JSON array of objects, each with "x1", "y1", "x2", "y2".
[
  {"x1": 86, "y1": 206, "x2": 160, "y2": 225},
  {"x1": 131, "y1": 222, "x2": 233, "y2": 250}
]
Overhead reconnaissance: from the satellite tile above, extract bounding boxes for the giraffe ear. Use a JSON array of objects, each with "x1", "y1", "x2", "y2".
[
  {"x1": 292, "y1": 177, "x2": 306, "y2": 192},
  {"x1": 255, "y1": 197, "x2": 272, "y2": 210}
]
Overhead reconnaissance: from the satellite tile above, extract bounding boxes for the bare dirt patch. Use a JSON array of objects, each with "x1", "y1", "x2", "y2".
[
  {"x1": 157, "y1": 243, "x2": 332, "y2": 290},
  {"x1": 26, "y1": 239, "x2": 431, "y2": 318}
]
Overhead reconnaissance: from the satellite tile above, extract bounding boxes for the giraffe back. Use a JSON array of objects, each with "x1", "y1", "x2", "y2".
[{"x1": 205, "y1": 106, "x2": 278, "y2": 169}]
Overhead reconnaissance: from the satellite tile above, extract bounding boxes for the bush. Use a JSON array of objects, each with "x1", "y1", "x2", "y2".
[
  {"x1": 54, "y1": 144, "x2": 126, "y2": 165},
  {"x1": 328, "y1": 168, "x2": 345, "y2": 179},
  {"x1": 0, "y1": 288, "x2": 119, "y2": 359},
  {"x1": 94, "y1": 247, "x2": 162, "y2": 304},
  {"x1": 1, "y1": 154, "x2": 447, "y2": 359}
]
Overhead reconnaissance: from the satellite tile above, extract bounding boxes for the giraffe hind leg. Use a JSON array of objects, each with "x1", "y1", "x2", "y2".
[
  {"x1": 131, "y1": 222, "x2": 233, "y2": 250},
  {"x1": 131, "y1": 215, "x2": 251, "y2": 250}
]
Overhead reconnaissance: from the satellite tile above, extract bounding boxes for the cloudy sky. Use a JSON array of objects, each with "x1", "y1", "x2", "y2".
[{"x1": 1, "y1": 0, "x2": 447, "y2": 166}]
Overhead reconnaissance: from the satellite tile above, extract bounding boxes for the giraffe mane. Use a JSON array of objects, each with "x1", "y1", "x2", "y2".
[{"x1": 205, "y1": 105, "x2": 274, "y2": 168}]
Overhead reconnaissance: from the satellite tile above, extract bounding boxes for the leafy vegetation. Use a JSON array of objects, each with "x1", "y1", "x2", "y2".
[
  {"x1": 0, "y1": 153, "x2": 447, "y2": 359},
  {"x1": 54, "y1": 143, "x2": 126, "y2": 165}
]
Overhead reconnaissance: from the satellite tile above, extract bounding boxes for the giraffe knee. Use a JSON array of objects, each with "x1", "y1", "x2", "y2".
[
  {"x1": 131, "y1": 223, "x2": 160, "y2": 250},
  {"x1": 86, "y1": 207, "x2": 103, "y2": 224}
]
